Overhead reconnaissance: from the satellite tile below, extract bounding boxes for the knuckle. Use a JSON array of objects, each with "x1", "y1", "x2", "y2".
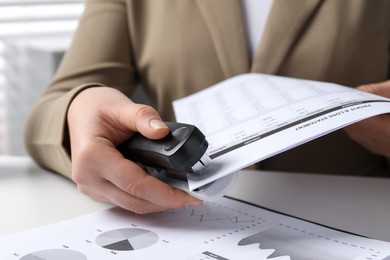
[
  {"x1": 134, "y1": 104, "x2": 158, "y2": 120},
  {"x1": 125, "y1": 180, "x2": 145, "y2": 199},
  {"x1": 365, "y1": 84, "x2": 376, "y2": 93},
  {"x1": 358, "y1": 83, "x2": 377, "y2": 94}
]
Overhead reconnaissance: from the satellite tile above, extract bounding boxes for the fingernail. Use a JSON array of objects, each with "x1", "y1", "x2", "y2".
[
  {"x1": 185, "y1": 200, "x2": 203, "y2": 207},
  {"x1": 150, "y1": 119, "x2": 167, "y2": 129}
]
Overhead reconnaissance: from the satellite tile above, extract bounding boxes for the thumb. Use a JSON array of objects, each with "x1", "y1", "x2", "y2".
[
  {"x1": 124, "y1": 103, "x2": 170, "y2": 140},
  {"x1": 356, "y1": 80, "x2": 390, "y2": 98}
]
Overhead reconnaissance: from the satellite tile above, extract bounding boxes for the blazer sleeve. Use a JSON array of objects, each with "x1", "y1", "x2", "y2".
[{"x1": 24, "y1": 0, "x2": 136, "y2": 178}]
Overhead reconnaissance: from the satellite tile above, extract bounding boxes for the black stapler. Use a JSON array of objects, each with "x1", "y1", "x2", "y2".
[{"x1": 118, "y1": 122, "x2": 211, "y2": 178}]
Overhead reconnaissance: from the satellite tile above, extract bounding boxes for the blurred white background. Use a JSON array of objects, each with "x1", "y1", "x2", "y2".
[{"x1": 0, "y1": 0, "x2": 85, "y2": 155}]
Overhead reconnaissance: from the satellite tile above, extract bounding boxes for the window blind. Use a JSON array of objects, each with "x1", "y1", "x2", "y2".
[{"x1": 0, "y1": 0, "x2": 84, "y2": 154}]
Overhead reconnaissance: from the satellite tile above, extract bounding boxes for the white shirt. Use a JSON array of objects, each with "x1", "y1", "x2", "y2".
[{"x1": 241, "y1": 0, "x2": 273, "y2": 56}]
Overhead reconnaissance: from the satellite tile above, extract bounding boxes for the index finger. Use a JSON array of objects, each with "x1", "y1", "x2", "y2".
[{"x1": 104, "y1": 153, "x2": 203, "y2": 209}]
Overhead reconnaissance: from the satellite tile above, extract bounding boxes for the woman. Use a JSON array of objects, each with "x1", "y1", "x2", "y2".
[{"x1": 24, "y1": 0, "x2": 390, "y2": 213}]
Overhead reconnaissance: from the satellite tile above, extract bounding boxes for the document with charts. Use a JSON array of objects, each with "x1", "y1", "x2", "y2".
[
  {"x1": 173, "y1": 73, "x2": 390, "y2": 190},
  {"x1": 1, "y1": 197, "x2": 390, "y2": 259}
]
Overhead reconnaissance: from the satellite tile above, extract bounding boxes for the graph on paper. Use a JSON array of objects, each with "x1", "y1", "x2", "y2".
[
  {"x1": 95, "y1": 228, "x2": 159, "y2": 251},
  {"x1": 1, "y1": 197, "x2": 390, "y2": 260}
]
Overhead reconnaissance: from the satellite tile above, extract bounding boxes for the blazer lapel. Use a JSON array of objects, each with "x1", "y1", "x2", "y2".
[
  {"x1": 195, "y1": 0, "x2": 250, "y2": 78},
  {"x1": 252, "y1": 0, "x2": 323, "y2": 74}
]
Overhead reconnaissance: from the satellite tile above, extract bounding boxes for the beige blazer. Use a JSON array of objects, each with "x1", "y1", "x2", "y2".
[{"x1": 25, "y1": 0, "x2": 390, "y2": 179}]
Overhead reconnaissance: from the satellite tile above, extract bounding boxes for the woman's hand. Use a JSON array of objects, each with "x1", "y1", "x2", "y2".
[
  {"x1": 344, "y1": 80, "x2": 390, "y2": 157},
  {"x1": 67, "y1": 87, "x2": 202, "y2": 214}
]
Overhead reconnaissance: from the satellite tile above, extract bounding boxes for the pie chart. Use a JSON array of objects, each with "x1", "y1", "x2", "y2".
[
  {"x1": 20, "y1": 249, "x2": 87, "y2": 260},
  {"x1": 95, "y1": 228, "x2": 159, "y2": 251}
]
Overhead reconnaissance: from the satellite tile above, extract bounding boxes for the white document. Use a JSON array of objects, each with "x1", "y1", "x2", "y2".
[
  {"x1": 1, "y1": 197, "x2": 389, "y2": 260},
  {"x1": 173, "y1": 74, "x2": 390, "y2": 190}
]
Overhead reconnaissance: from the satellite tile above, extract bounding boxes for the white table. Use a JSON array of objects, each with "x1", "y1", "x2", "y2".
[
  {"x1": 0, "y1": 156, "x2": 112, "y2": 236},
  {"x1": 1, "y1": 156, "x2": 389, "y2": 242},
  {"x1": 228, "y1": 169, "x2": 390, "y2": 242}
]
